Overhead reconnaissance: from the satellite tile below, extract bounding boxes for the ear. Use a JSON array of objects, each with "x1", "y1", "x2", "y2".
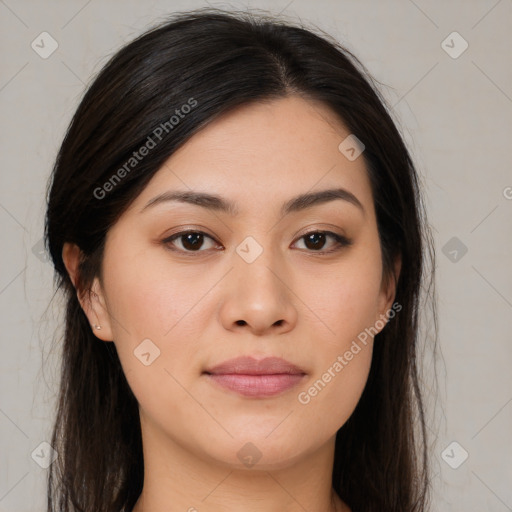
[
  {"x1": 62, "y1": 242, "x2": 114, "y2": 342},
  {"x1": 375, "y1": 253, "x2": 402, "y2": 331}
]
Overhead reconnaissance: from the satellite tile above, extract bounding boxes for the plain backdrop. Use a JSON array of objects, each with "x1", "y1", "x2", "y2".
[{"x1": 0, "y1": 0, "x2": 511, "y2": 510}]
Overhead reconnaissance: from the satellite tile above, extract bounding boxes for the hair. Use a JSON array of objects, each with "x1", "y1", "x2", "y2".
[{"x1": 44, "y1": 7, "x2": 438, "y2": 512}]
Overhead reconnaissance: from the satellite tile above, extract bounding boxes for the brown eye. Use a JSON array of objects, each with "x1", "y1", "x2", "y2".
[
  {"x1": 304, "y1": 232, "x2": 328, "y2": 250},
  {"x1": 294, "y1": 231, "x2": 352, "y2": 253},
  {"x1": 163, "y1": 231, "x2": 218, "y2": 253}
]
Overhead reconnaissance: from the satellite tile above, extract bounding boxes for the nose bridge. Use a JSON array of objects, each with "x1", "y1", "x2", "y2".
[
  {"x1": 233, "y1": 233, "x2": 284, "y2": 296},
  {"x1": 219, "y1": 232, "x2": 297, "y2": 333}
]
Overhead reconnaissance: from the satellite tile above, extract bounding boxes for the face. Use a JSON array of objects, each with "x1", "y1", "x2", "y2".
[{"x1": 65, "y1": 95, "x2": 399, "y2": 471}]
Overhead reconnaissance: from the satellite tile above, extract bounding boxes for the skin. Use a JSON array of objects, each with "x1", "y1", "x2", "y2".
[{"x1": 63, "y1": 95, "x2": 400, "y2": 512}]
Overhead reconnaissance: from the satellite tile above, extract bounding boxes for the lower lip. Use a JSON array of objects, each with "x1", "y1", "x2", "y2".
[{"x1": 205, "y1": 373, "x2": 305, "y2": 397}]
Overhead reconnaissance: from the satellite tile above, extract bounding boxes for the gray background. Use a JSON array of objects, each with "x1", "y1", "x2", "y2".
[{"x1": 1, "y1": 0, "x2": 511, "y2": 510}]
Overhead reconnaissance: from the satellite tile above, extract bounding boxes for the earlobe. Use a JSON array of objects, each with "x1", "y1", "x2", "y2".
[
  {"x1": 86, "y1": 281, "x2": 115, "y2": 342},
  {"x1": 62, "y1": 242, "x2": 114, "y2": 342}
]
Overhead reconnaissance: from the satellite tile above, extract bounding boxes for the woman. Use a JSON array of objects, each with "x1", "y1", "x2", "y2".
[{"x1": 44, "y1": 7, "x2": 437, "y2": 512}]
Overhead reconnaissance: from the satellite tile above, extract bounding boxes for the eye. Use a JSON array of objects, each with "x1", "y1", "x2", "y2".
[
  {"x1": 162, "y1": 230, "x2": 220, "y2": 253},
  {"x1": 293, "y1": 230, "x2": 352, "y2": 254}
]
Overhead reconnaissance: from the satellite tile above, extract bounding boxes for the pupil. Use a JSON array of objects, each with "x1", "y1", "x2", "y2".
[
  {"x1": 305, "y1": 232, "x2": 325, "y2": 250},
  {"x1": 183, "y1": 233, "x2": 203, "y2": 250}
]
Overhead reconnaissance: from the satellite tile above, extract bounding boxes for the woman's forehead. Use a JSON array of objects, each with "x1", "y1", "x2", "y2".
[{"x1": 127, "y1": 96, "x2": 373, "y2": 217}]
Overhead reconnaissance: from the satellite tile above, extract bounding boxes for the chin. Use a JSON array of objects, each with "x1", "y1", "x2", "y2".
[{"x1": 199, "y1": 434, "x2": 310, "y2": 472}]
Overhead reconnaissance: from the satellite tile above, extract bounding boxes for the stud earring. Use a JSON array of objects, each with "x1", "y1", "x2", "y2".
[{"x1": 94, "y1": 324, "x2": 102, "y2": 330}]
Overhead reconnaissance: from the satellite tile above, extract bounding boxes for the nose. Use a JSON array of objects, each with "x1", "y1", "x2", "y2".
[{"x1": 218, "y1": 243, "x2": 298, "y2": 336}]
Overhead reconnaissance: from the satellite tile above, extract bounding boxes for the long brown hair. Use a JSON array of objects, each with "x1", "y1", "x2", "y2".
[{"x1": 44, "y1": 8, "x2": 438, "y2": 511}]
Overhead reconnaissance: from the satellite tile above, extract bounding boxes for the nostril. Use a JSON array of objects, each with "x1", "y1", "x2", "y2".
[{"x1": 235, "y1": 320, "x2": 246, "y2": 326}]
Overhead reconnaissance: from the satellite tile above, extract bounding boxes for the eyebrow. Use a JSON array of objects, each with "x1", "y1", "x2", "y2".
[{"x1": 140, "y1": 187, "x2": 365, "y2": 217}]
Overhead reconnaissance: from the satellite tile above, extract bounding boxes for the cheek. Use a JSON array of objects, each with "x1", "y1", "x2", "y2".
[
  {"x1": 103, "y1": 240, "x2": 211, "y2": 341},
  {"x1": 297, "y1": 343, "x2": 373, "y2": 441},
  {"x1": 101, "y1": 241, "x2": 214, "y2": 401},
  {"x1": 295, "y1": 282, "x2": 376, "y2": 438},
  {"x1": 298, "y1": 247, "x2": 383, "y2": 344},
  {"x1": 291, "y1": 243, "x2": 381, "y2": 430}
]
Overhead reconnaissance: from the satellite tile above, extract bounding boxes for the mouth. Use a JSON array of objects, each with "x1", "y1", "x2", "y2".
[{"x1": 203, "y1": 356, "x2": 307, "y2": 398}]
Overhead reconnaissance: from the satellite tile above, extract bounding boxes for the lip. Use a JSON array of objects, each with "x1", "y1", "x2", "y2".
[{"x1": 203, "y1": 356, "x2": 307, "y2": 398}]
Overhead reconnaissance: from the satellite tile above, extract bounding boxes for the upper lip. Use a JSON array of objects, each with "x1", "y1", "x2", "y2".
[{"x1": 204, "y1": 356, "x2": 306, "y2": 375}]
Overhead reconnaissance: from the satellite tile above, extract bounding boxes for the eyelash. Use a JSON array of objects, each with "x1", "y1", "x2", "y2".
[{"x1": 161, "y1": 229, "x2": 352, "y2": 256}]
